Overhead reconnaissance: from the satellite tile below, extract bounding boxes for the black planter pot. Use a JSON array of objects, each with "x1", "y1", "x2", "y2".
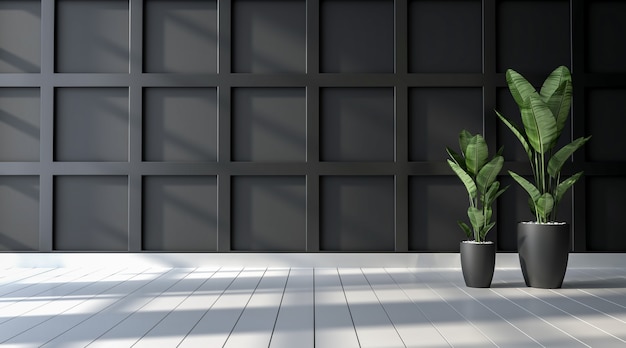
[
  {"x1": 517, "y1": 222, "x2": 570, "y2": 289},
  {"x1": 460, "y1": 241, "x2": 496, "y2": 288}
]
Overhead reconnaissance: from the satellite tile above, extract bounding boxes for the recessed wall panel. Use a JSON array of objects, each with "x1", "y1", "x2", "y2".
[
  {"x1": 496, "y1": 0, "x2": 570, "y2": 73},
  {"x1": 55, "y1": 0, "x2": 129, "y2": 73},
  {"x1": 143, "y1": 176, "x2": 218, "y2": 251},
  {"x1": 320, "y1": 176, "x2": 394, "y2": 251},
  {"x1": 232, "y1": 176, "x2": 306, "y2": 251},
  {"x1": 586, "y1": 89, "x2": 626, "y2": 162},
  {"x1": 0, "y1": 88, "x2": 40, "y2": 161},
  {"x1": 587, "y1": 177, "x2": 626, "y2": 251},
  {"x1": 232, "y1": 88, "x2": 306, "y2": 162},
  {"x1": 409, "y1": 88, "x2": 483, "y2": 161},
  {"x1": 55, "y1": 88, "x2": 129, "y2": 162},
  {"x1": 54, "y1": 176, "x2": 128, "y2": 251},
  {"x1": 144, "y1": 0, "x2": 218, "y2": 73},
  {"x1": 320, "y1": 0, "x2": 394, "y2": 73},
  {"x1": 408, "y1": 0, "x2": 481, "y2": 73},
  {"x1": 0, "y1": 176, "x2": 39, "y2": 251},
  {"x1": 232, "y1": 0, "x2": 305, "y2": 73},
  {"x1": 321, "y1": 88, "x2": 394, "y2": 162},
  {"x1": 144, "y1": 88, "x2": 218, "y2": 162},
  {"x1": 586, "y1": 1, "x2": 626, "y2": 73},
  {"x1": 409, "y1": 176, "x2": 474, "y2": 252},
  {"x1": 0, "y1": 0, "x2": 40, "y2": 73}
]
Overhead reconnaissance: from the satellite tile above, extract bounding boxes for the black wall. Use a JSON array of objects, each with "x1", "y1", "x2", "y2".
[{"x1": 0, "y1": 0, "x2": 624, "y2": 253}]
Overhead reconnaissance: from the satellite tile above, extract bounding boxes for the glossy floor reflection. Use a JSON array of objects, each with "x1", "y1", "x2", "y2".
[{"x1": 0, "y1": 267, "x2": 625, "y2": 347}]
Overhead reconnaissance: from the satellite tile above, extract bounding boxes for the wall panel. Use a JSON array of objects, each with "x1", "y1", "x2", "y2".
[{"x1": 0, "y1": 0, "x2": 622, "y2": 253}]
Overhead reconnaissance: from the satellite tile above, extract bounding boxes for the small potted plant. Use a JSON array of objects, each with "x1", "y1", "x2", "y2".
[
  {"x1": 496, "y1": 65, "x2": 591, "y2": 288},
  {"x1": 447, "y1": 130, "x2": 508, "y2": 288}
]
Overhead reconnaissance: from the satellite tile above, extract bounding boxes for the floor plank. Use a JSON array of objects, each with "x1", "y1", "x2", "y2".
[{"x1": 269, "y1": 268, "x2": 314, "y2": 348}]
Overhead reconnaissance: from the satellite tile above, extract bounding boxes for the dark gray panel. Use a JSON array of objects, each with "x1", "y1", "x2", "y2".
[
  {"x1": 55, "y1": 0, "x2": 129, "y2": 73},
  {"x1": 143, "y1": 88, "x2": 218, "y2": 162},
  {"x1": 496, "y1": 0, "x2": 570, "y2": 73},
  {"x1": 232, "y1": 176, "x2": 306, "y2": 251},
  {"x1": 320, "y1": 176, "x2": 394, "y2": 251},
  {"x1": 497, "y1": 176, "x2": 573, "y2": 252},
  {"x1": 0, "y1": 1, "x2": 40, "y2": 73},
  {"x1": 586, "y1": 1, "x2": 626, "y2": 73},
  {"x1": 144, "y1": 0, "x2": 217, "y2": 73},
  {"x1": 409, "y1": 176, "x2": 475, "y2": 252},
  {"x1": 55, "y1": 88, "x2": 129, "y2": 162},
  {"x1": 232, "y1": 0, "x2": 305, "y2": 73},
  {"x1": 496, "y1": 88, "x2": 572, "y2": 162},
  {"x1": 0, "y1": 88, "x2": 40, "y2": 161},
  {"x1": 143, "y1": 176, "x2": 217, "y2": 251},
  {"x1": 54, "y1": 176, "x2": 128, "y2": 251},
  {"x1": 320, "y1": 0, "x2": 394, "y2": 73},
  {"x1": 0, "y1": 176, "x2": 39, "y2": 251},
  {"x1": 587, "y1": 177, "x2": 626, "y2": 251},
  {"x1": 408, "y1": 0, "x2": 481, "y2": 73},
  {"x1": 586, "y1": 89, "x2": 626, "y2": 162},
  {"x1": 409, "y1": 88, "x2": 483, "y2": 161},
  {"x1": 232, "y1": 88, "x2": 306, "y2": 162},
  {"x1": 321, "y1": 88, "x2": 394, "y2": 162}
]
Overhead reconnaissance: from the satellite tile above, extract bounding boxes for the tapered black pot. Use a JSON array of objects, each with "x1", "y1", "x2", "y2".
[
  {"x1": 517, "y1": 222, "x2": 570, "y2": 289},
  {"x1": 460, "y1": 241, "x2": 496, "y2": 288}
]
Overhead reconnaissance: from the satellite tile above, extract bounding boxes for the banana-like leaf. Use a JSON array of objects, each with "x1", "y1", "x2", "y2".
[
  {"x1": 535, "y1": 193, "x2": 554, "y2": 221},
  {"x1": 446, "y1": 147, "x2": 465, "y2": 170},
  {"x1": 480, "y1": 221, "x2": 496, "y2": 241},
  {"x1": 477, "y1": 155, "x2": 504, "y2": 195},
  {"x1": 495, "y1": 110, "x2": 532, "y2": 160},
  {"x1": 448, "y1": 160, "x2": 477, "y2": 199},
  {"x1": 555, "y1": 171, "x2": 583, "y2": 204},
  {"x1": 547, "y1": 136, "x2": 591, "y2": 178},
  {"x1": 520, "y1": 96, "x2": 558, "y2": 154},
  {"x1": 509, "y1": 171, "x2": 541, "y2": 203},
  {"x1": 545, "y1": 80, "x2": 572, "y2": 149},
  {"x1": 458, "y1": 221, "x2": 473, "y2": 239},
  {"x1": 484, "y1": 206, "x2": 493, "y2": 226},
  {"x1": 459, "y1": 130, "x2": 473, "y2": 155},
  {"x1": 540, "y1": 66, "x2": 572, "y2": 101},
  {"x1": 506, "y1": 69, "x2": 539, "y2": 107},
  {"x1": 483, "y1": 181, "x2": 500, "y2": 205},
  {"x1": 485, "y1": 183, "x2": 509, "y2": 206},
  {"x1": 468, "y1": 207, "x2": 484, "y2": 239},
  {"x1": 465, "y1": 134, "x2": 488, "y2": 176}
]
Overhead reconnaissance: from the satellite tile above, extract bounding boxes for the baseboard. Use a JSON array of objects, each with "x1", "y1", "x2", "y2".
[{"x1": 0, "y1": 252, "x2": 624, "y2": 269}]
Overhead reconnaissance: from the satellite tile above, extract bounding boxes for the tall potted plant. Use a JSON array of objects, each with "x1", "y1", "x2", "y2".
[
  {"x1": 496, "y1": 65, "x2": 591, "y2": 288},
  {"x1": 447, "y1": 130, "x2": 508, "y2": 288}
]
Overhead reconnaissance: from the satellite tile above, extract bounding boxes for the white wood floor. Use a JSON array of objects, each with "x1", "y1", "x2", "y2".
[{"x1": 0, "y1": 266, "x2": 625, "y2": 347}]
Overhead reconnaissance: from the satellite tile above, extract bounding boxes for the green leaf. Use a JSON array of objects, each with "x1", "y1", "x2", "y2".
[
  {"x1": 477, "y1": 155, "x2": 504, "y2": 194},
  {"x1": 468, "y1": 207, "x2": 484, "y2": 240},
  {"x1": 509, "y1": 171, "x2": 541, "y2": 203},
  {"x1": 545, "y1": 80, "x2": 572, "y2": 149},
  {"x1": 446, "y1": 147, "x2": 465, "y2": 170},
  {"x1": 555, "y1": 171, "x2": 583, "y2": 204},
  {"x1": 535, "y1": 193, "x2": 554, "y2": 222},
  {"x1": 448, "y1": 159, "x2": 477, "y2": 199},
  {"x1": 458, "y1": 221, "x2": 473, "y2": 240},
  {"x1": 506, "y1": 69, "x2": 539, "y2": 107},
  {"x1": 547, "y1": 136, "x2": 591, "y2": 178},
  {"x1": 465, "y1": 134, "x2": 488, "y2": 176},
  {"x1": 540, "y1": 66, "x2": 572, "y2": 101},
  {"x1": 496, "y1": 110, "x2": 532, "y2": 160},
  {"x1": 485, "y1": 183, "x2": 509, "y2": 206},
  {"x1": 480, "y1": 221, "x2": 496, "y2": 241},
  {"x1": 459, "y1": 130, "x2": 473, "y2": 155},
  {"x1": 520, "y1": 95, "x2": 558, "y2": 154}
]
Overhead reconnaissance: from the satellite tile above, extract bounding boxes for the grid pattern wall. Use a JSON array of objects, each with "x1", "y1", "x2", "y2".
[{"x1": 0, "y1": 0, "x2": 624, "y2": 252}]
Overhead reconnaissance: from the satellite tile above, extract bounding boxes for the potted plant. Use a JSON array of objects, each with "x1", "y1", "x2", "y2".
[
  {"x1": 447, "y1": 130, "x2": 508, "y2": 288},
  {"x1": 496, "y1": 65, "x2": 591, "y2": 288}
]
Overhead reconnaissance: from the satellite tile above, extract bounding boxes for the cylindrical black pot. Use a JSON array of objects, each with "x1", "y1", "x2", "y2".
[
  {"x1": 517, "y1": 222, "x2": 570, "y2": 289},
  {"x1": 460, "y1": 241, "x2": 496, "y2": 288}
]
